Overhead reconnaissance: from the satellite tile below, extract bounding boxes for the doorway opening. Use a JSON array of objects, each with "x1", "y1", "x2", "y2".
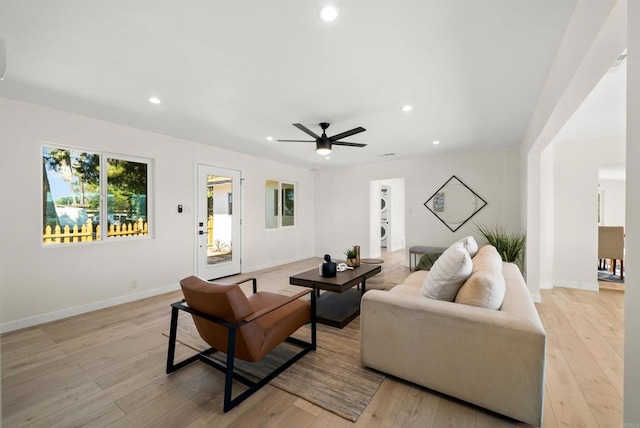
[
  {"x1": 196, "y1": 164, "x2": 241, "y2": 279},
  {"x1": 369, "y1": 178, "x2": 405, "y2": 258}
]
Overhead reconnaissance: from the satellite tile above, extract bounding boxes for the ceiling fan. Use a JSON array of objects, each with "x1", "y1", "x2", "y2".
[{"x1": 277, "y1": 122, "x2": 367, "y2": 155}]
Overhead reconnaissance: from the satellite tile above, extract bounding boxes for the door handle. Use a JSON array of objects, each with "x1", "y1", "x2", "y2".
[{"x1": 198, "y1": 230, "x2": 208, "y2": 235}]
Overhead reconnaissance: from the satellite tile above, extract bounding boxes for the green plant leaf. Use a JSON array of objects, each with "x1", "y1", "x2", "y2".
[
  {"x1": 344, "y1": 248, "x2": 357, "y2": 258},
  {"x1": 474, "y1": 223, "x2": 526, "y2": 264}
]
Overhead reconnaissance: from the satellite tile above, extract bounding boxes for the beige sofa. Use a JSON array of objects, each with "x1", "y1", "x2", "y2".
[{"x1": 360, "y1": 260, "x2": 546, "y2": 426}]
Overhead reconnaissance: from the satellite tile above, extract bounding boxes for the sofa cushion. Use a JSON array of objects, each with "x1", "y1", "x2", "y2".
[
  {"x1": 471, "y1": 245, "x2": 502, "y2": 273},
  {"x1": 457, "y1": 236, "x2": 479, "y2": 257},
  {"x1": 421, "y1": 242, "x2": 473, "y2": 301},
  {"x1": 455, "y1": 245, "x2": 505, "y2": 310},
  {"x1": 400, "y1": 270, "x2": 428, "y2": 288}
]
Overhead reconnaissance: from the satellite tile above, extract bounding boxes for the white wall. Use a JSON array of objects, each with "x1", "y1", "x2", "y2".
[
  {"x1": 551, "y1": 137, "x2": 624, "y2": 290},
  {"x1": 539, "y1": 137, "x2": 624, "y2": 295},
  {"x1": 314, "y1": 147, "x2": 521, "y2": 265},
  {"x1": 0, "y1": 98, "x2": 315, "y2": 331},
  {"x1": 539, "y1": 145, "x2": 555, "y2": 290},
  {"x1": 626, "y1": 0, "x2": 640, "y2": 421},
  {"x1": 599, "y1": 178, "x2": 626, "y2": 226}
]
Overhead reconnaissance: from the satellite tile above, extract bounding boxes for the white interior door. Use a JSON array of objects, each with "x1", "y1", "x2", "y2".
[{"x1": 197, "y1": 164, "x2": 241, "y2": 279}]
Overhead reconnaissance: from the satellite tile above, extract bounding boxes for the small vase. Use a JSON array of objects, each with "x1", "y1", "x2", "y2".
[
  {"x1": 347, "y1": 258, "x2": 357, "y2": 267},
  {"x1": 354, "y1": 245, "x2": 360, "y2": 267}
]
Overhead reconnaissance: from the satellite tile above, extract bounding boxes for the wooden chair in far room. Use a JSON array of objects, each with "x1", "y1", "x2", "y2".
[
  {"x1": 598, "y1": 226, "x2": 625, "y2": 280},
  {"x1": 166, "y1": 275, "x2": 316, "y2": 412}
]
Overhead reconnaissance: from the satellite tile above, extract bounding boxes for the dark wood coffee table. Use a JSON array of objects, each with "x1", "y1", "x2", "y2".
[{"x1": 289, "y1": 263, "x2": 381, "y2": 328}]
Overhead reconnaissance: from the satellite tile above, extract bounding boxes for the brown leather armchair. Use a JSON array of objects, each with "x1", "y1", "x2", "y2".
[{"x1": 166, "y1": 276, "x2": 316, "y2": 412}]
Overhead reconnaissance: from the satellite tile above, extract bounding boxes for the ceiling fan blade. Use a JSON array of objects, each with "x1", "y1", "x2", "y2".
[
  {"x1": 293, "y1": 123, "x2": 321, "y2": 139},
  {"x1": 332, "y1": 141, "x2": 367, "y2": 148},
  {"x1": 276, "y1": 139, "x2": 316, "y2": 142},
  {"x1": 329, "y1": 126, "x2": 366, "y2": 141}
]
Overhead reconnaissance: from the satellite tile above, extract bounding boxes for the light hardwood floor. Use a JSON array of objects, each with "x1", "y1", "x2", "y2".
[
  {"x1": 599, "y1": 280, "x2": 625, "y2": 292},
  {"x1": 1, "y1": 251, "x2": 624, "y2": 427}
]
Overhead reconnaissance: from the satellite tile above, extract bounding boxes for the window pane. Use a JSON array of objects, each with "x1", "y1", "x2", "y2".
[
  {"x1": 208, "y1": 175, "x2": 232, "y2": 264},
  {"x1": 282, "y1": 183, "x2": 295, "y2": 227},
  {"x1": 106, "y1": 158, "x2": 148, "y2": 238},
  {"x1": 265, "y1": 180, "x2": 279, "y2": 229},
  {"x1": 42, "y1": 146, "x2": 100, "y2": 244}
]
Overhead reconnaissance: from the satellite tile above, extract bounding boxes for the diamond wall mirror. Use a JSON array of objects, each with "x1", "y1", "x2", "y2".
[{"x1": 423, "y1": 175, "x2": 487, "y2": 232}]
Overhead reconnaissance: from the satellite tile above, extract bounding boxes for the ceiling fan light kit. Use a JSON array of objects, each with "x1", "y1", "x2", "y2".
[
  {"x1": 316, "y1": 140, "x2": 332, "y2": 155},
  {"x1": 277, "y1": 122, "x2": 367, "y2": 156}
]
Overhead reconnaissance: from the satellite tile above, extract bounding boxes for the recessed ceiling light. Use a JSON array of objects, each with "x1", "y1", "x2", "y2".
[
  {"x1": 325, "y1": 157, "x2": 331, "y2": 160},
  {"x1": 433, "y1": 140, "x2": 440, "y2": 145},
  {"x1": 320, "y1": 5, "x2": 339, "y2": 22},
  {"x1": 402, "y1": 105, "x2": 413, "y2": 112},
  {"x1": 148, "y1": 97, "x2": 161, "y2": 105},
  {"x1": 266, "y1": 136, "x2": 274, "y2": 141}
]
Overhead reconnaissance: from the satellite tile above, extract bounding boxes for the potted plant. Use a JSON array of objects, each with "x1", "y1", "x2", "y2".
[
  {"x1": 344, "y1": 248, "x2": 358, "y2": 267},
  {"x1": 475, "y1": 224, "x2": 526, "y2": 269}
]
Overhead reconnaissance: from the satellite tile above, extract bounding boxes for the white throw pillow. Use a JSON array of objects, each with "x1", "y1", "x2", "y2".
[
  {"x1": 421, "y1": 242, "x2": 473, "y2": 301},
  {"x1": 457, "y1": 236, "x2": 479, "y2": 257}
]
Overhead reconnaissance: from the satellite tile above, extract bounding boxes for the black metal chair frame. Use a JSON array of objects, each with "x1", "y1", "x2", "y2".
[{"x1": 166, "y1": 277, "x2": 317, "y2": 412}]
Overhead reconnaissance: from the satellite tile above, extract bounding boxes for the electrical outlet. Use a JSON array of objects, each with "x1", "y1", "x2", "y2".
[{"x1": 131, "y1": 280, "x2": 137, "y2": 289}]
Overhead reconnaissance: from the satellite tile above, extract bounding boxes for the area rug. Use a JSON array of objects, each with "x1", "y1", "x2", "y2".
[
  {"x1": 598, "y1": 270, "x2": 624, "y2": 283},
  {"x1": 164, "y1": 317, "x2": 384, "y2": 422}
]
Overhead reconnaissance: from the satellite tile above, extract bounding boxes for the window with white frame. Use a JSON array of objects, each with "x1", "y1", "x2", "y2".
[
  {"x1": 265, "y1": 180, "x2": 295, "y2": 229},
  {"x1": 42, "y1": 144, "x2": 152, "y2": 245}
]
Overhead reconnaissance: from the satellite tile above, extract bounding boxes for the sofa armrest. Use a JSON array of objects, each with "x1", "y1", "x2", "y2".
[{"x1": 360, "y1": 290, "x2": 545, "y2": 426}]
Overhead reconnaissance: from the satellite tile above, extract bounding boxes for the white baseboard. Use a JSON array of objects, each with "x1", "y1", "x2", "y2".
[
  {"x1": 0, "y1": 283, "x2": 181, "y2": 334},
  {"x1": 243, "y1": 254, "x2": 316, "y2": 274},
  {"x1": 1, "y1": 255, "x2": 317, "y2": 334},
  {"x1": 554, "y1": 281, "x2": 599, "y2": 292}
]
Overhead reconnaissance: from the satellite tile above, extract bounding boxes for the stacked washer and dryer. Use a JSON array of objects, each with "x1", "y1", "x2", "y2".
[{"x1": 381, "y1": 185, "x2": 390, "y2": 248}]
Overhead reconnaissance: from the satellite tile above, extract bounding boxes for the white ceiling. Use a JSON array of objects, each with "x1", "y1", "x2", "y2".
[
  {"x1": 0, "y1": 0, "x2": 589, "y2": 169},
  {"x1": 554, "y1": 59, "x2": 626, "y2": 144},
  {"x1": 554, "y1": 54, "x2": 627, "y2": 181}
]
